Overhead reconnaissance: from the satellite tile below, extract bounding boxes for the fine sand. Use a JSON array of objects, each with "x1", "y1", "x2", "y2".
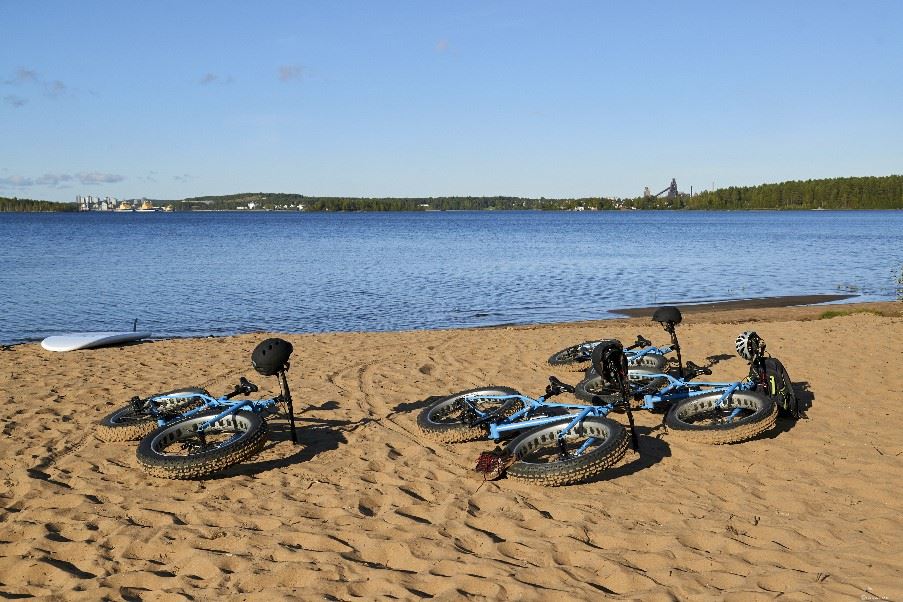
[{"x1": 1, "y1": 301, "x2": 901, "y2": 600}]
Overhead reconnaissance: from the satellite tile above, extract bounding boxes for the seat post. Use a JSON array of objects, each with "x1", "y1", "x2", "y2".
[
  {"x1": 615, "y1": 356, "x2": 640, "y2": 451},
  {"x1": 667, "y1": 322, "x2": 684, "y2": 378},
  {"x1": 279, "y1": 369, "x2": 299, "y2": 444}
]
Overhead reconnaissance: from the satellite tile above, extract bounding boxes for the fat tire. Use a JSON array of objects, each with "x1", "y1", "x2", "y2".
[
  {"x1": 547, "y1": 341, "x2": 599, "y2": 368},
  {"x1": 575, "y1": 370, "x2": 666, "y2": 403},
  {"x1": 628, "y1": 353, "x2": 667, "y2": 372},
  {"x1": 95, "y1": 387, "x2": 209, "y2": 442},
  {"x1": 136, "y1": 410, "x2": 267, "y2": 479},
  {"x1": 574, "y1": 375, "x2": 623, "y2": 405},
  {"x1": 665, "y1": 391, "x2": 777, "y2": 444},
  {"x1": 505, "y1": 416, "x2": 629, "y2": 487},
  {"x1": 417, "y1": 387, "x2": 521, "y2": 443}
]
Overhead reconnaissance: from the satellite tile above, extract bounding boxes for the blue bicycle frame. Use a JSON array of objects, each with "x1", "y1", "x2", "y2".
[
  {"x1": 634, "y1": 372, "x2": 759, "y2": 422},
  {"x1": 462, "y1": 369, "x2": 759, "y2": 445},
  {"x1": 142, "y1": 374, "x2": 295, "y2": 442}
]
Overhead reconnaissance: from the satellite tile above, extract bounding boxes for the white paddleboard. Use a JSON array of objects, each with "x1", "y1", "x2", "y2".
[{"x1": 41, "y1": 331, "x2": 152, "y2": 352}]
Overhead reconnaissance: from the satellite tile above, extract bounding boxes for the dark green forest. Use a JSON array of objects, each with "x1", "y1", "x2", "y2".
[
  {"x1": 680, "y1": 175, "x2": 903, "y2": 210},
  {"x1": 171, "y1": 175, "x2": 903, "y2": 211},
  {"x1": 3, "y1": 174, "x2": 902, "y2": 212},
  {"x1": 0, "y1": 196, "x2": 78, "y2": 212}
]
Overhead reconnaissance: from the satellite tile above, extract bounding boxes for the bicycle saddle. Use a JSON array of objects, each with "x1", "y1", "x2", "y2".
[
  {"x1": 652, "y1": 306, "x2": 682, "y2": 325},
  {"x1": 590, "y1": 339, "x2": 628, "y2": 386},
  {"x1": 251, "y1": 338, "x2": 294, "y2": 376}
]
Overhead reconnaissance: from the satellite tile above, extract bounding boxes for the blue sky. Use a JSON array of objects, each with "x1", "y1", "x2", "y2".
[{"x1": 1, "y1": 1, "x2": 901, "y2": 202}]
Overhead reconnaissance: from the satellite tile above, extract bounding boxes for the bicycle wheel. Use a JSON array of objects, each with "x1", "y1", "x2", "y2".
[
  {"x1": 417, "y1": 386, "x2": 521, "y2": 443},
  {"x1": 628, "y1": 353, "x2": 667, "y2": 372},
  {"x1": 505, "y1": 416, "x2": 628, "y2": 486},
  {"x1": 547, "y1": 341, "x2": 598, "y2": 367},
  {"x1": 575, "y1": 370, "x2": 665, "y2": 403},
  {"x1": 574, "y1": 375, "x2": 622, "y2": 404},
  {"x1": 95, "y1": 388, "x2": 209, "y2": 442},
  {"x1": 136, "y1": 410, "x2": 267, "y2": 479},
  {"x1": 665, "y1": 390, "x2": 777, "y2": 444}
]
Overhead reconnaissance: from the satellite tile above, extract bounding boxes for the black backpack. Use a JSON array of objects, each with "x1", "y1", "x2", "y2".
[{"x1": 758, "y1": 357, "x2": 800, "y2": 418}]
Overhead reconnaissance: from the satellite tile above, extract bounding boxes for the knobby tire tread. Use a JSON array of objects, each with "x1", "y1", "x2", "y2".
[
  {"x1": 505, "y1": 417, "x2": 629, "y2": 487},
  {"x1": 665, "y1": 392, "x2": 777, "y2": 444},
  {"x1": 136, "y1": 411, "x2": 267, "y2": 479},
  {"x1": 94, "y1": 388, "x2": 208, "y2": 443},
  {"x1": 417, "y1": 387, "x2": 520, "y2": 444}
]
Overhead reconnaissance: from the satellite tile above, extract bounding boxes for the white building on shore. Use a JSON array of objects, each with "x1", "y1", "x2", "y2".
[{"x1": 77, "y1": 195, "x2": 120, "y2": 211}]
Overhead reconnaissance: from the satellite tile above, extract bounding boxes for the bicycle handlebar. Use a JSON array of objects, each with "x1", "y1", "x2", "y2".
[
  {"x1": 546, "y1": 376, "x2": 575, "y2": 397},
  {"x1": 626, "y1": 334, "x2": 652, "y2": 350},
  {"x1": 224, "y1": 377, "x2": 259, "y2": 399},
  {"x1": 684, "y1": 361, "x2": 712, "y2": 378}
]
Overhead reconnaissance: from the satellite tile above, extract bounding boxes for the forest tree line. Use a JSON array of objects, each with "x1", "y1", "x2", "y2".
[
  {"x1": 0, "y1": 196, "x2": 78, "y2": 212},
  {"x1": 153, "y1": 175, "x2": 903, "y2": 211},
  {"x1": 3, "y1": 175, "x2": 902, "y2": 212}
]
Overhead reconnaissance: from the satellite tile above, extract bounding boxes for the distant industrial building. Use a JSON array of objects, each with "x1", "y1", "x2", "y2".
[{"x1": 76, "y1": 195, "x2": 119, "y2": 211}]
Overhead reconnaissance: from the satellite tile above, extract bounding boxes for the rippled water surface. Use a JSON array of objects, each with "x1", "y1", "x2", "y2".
[{"x1": 1, "y1": 210, "x2": 900, "y2": 343}]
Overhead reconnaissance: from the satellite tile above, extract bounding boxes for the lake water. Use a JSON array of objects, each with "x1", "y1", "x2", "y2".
[{"x1": 1, "y1": 210, "x2": 900, "y2": 344}]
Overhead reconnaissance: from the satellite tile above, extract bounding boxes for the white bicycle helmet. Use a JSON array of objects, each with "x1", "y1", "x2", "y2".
[{"x1": 735, "y1": 331, "x2": 762, "y2": 361}]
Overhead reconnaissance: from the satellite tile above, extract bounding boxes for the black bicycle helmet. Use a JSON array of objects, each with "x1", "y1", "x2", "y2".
[
  {"x1": 251, "y1": 338, "x2": 293, "y2": 376},
  {"x1": 590, "y1": 339, "x2": 628, "y2": 387},
  {"x1": 652, "y1": 306, "x2": 682, "y2": 325}
]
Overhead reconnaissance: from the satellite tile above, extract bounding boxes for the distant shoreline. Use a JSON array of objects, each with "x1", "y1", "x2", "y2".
[
  {"x1": 3, "y1": 174, "x2": 903, "y2": 212},
  {"x1": 610, "y1": 294, "x2": 858, "y2": 317},
  {"x1": 7, "y1": 294, "x2": 883, "y2": 347}
]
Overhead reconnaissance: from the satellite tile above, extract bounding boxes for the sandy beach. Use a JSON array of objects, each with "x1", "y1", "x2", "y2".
[{"x1": 1, "y1": 300, "x2": 901, "y2": 600}]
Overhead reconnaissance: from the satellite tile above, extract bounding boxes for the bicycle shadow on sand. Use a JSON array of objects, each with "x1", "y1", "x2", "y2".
[
  {"x1": 391, "y1": 395, "x2": 445, "y2": 414},
  {"x1": 750, "y1": 380, "x2": 815, "y2": 441},
  {"x1": 208, "y1": 400, "x2": 376, "y2": 479},
  {"x1": 575, "y1": 425, "x2": 672, "y2": 485}
]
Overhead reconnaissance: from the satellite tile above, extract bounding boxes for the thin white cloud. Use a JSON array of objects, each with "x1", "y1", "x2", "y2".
[
  {"x1": 278, "y1": 64, "x2": 304, "y2": 82},
  {"x1": 199, "y1": 72, "x2": 233, "y2": 85},
  {"x1": 3, "y1": 68, "x2": 70, "y2": 100},
  {"x1": 78, "y1": 172, "x2": 124, "y2": 185},
  {"x1": 36, "y1": 173, "x2": 74, "y2": 186},
  {"x1": 0, "y1": 175, "x2": 35, "y2": 187},
  {"x1": 3, "y1": 95, "x2": 27, "y2": 108},
  {"x1": 0, "y1": 172, "x2": 125, "y2": 188},
  {"x1": 6, "y1": 68, "x2": 38, "y2": 84},
  {"x1": 46, "y1": 80, "x2": 66, "y2": 97}
]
